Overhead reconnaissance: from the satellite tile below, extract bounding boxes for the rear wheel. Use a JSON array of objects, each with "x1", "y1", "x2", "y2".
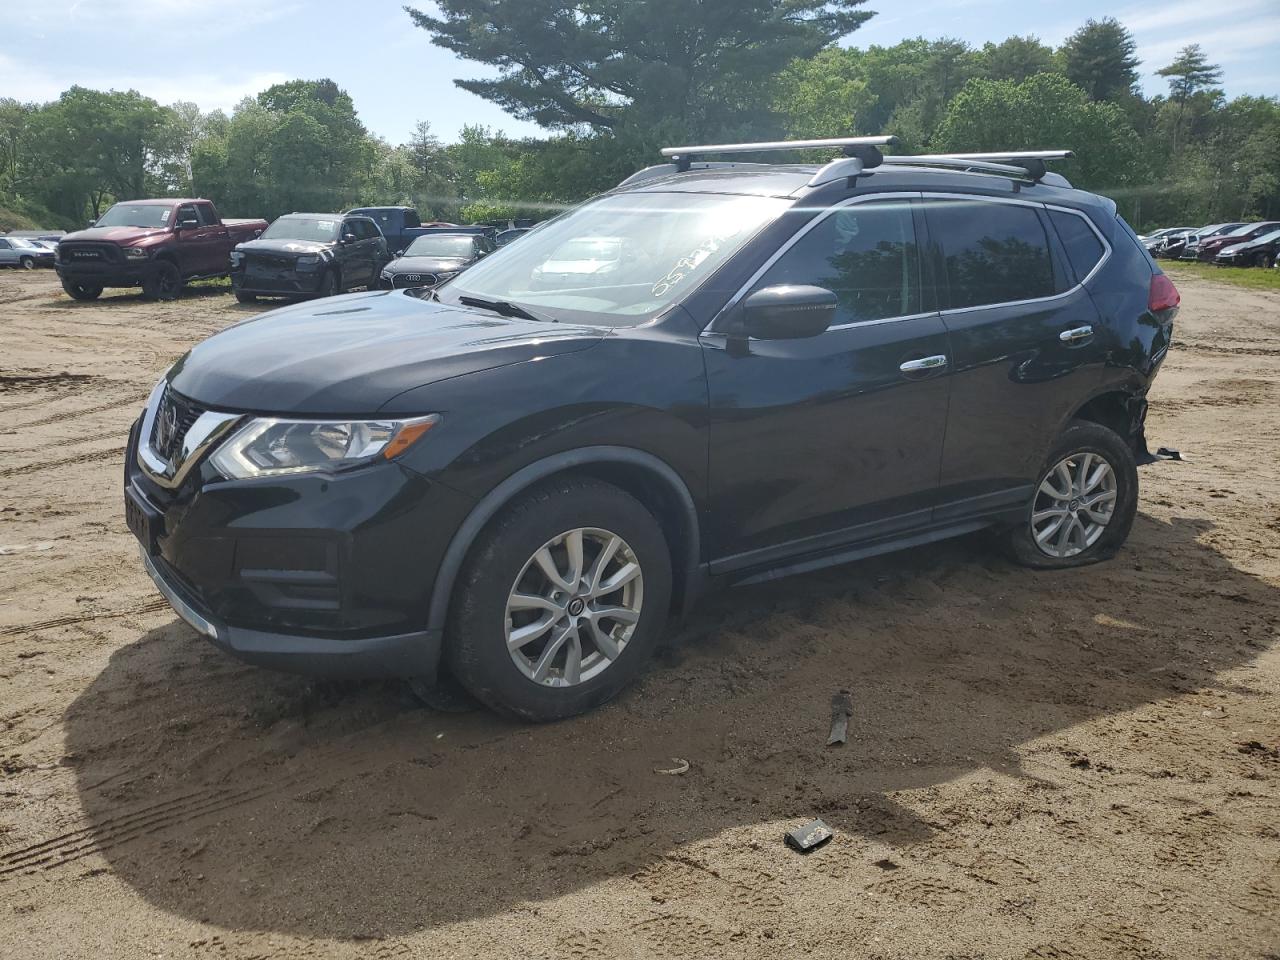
[
  {"x1": 1003, "y1": 421, "x2": 1138, "y2": 569},
  {"x1": 19, "y1": 256, "x2": 35, "y2": 270},
  {"x1": 61, "y1": 280, "x2": 103, "y2": 301},
  {"x1": 446, "y1": 477, "x2": 672, "y2": 721},
  {"x1": 142, "y1": 261, "x2": 182, "y2": 301}
]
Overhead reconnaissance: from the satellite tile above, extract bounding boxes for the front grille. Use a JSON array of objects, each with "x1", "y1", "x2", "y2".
[
  {"x1": 58, "y1": 241, "x2": 121, "y2": 264},
  {"x1": 247, "y1": 253, "x2": 295, "y2": 270},
  {"x1": 392, "y1": 273, "x2": 435, "y2": 288},
  {"x1": 149, "y1": 386, "x2": 206, "y2": 464}
]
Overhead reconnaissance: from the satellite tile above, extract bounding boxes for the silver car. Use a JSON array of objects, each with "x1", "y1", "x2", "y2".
[{"x1": 0, "y1": 236, "x2": 56, "y2": 269}]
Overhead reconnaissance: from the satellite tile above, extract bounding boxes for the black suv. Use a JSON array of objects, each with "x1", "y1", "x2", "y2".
[
  {"x1": 125, "y1": 138, "x2": 1178, "y2": 721},
  {"x1": 230, "y1": 212, "x2": 388, "y2": 303}
]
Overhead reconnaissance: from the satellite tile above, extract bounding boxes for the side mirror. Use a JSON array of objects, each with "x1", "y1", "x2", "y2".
[
  {"x1": 87, "y1": 219, "x2": 97, "y2": 228},
  {"x1": 740, "y1": 284, "x2": 837, "y2": 340},
  {"x1": 177, "y1": 219, "x2": 199, "y2": 229},
  {"x1": 341, "y1": 232, "x2": 357, "y2": 244},
  {"x1": 394, "y1": 249, "x2": 404, "y2": 257}
]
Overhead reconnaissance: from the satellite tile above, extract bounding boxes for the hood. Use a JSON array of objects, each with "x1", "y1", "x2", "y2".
[
  {"x1": 385, "y1": 256, "x2": 469, "y2": 274},
  {"x1": 167, "y1": 289, "x2": 606, "y2": 415},
  {"x1": 61, "y1": 226, "x2": 169, "y2": 245},
  {"x1": 236, "y1": 237, "x2": 333, "y2": 257}
]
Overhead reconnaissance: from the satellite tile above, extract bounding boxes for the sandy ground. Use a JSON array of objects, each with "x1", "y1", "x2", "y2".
[{"x1": 0, "y1": 268, "x2": 1278, "y2": 960}]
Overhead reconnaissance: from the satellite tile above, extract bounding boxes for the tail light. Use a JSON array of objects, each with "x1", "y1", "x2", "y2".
[{"x1": 1149, "y1": 273, "x2": 1180, "y2": 312}]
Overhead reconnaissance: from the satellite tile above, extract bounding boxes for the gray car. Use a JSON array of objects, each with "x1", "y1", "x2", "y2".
[{"x1": 0, "y1": 236, "x2": 56, "y2": 269}]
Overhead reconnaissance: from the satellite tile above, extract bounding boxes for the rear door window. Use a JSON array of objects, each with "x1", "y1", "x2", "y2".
[
  {"x1": 1048, "y1": 209, "x2": 1106, "y2": 282},
  {"x1": 751, "y1": 199, "x2": 922, "y2": 324},
  {"x1": 926, "y1": 199, "x2": 1056, "y2": 309}
]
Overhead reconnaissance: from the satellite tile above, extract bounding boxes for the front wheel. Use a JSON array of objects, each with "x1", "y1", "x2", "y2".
[
  {"x1": 142, "y1": 261, "x2": 182, "y2": 301},
  {"x1": 1003, "y1": 421, "x2": 1138, "y2": 569},
  {"x1": 234, "y1": 290, "x2": 257, "y2": 304},
  {"x1": 61, "y1": 280, "x2": 103, "y2": 301},
  {"x1": 446, "y1": 477, "x2": 672, "y2": 721},
  {"x1": 317, "y1": 269, "x2": 339, "y2": 297},
  {"x1": 1254, "y1": 252, "x2": 1274, "y2": 269},
  {"x1": 19, "y1": 256, "x2": 35, "y2": 270}
]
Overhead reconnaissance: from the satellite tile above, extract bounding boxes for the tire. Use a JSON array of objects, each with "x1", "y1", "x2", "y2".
[
  {"x1": 1003, "y1": 421, "x2": 1138, "y2": 570},
  {"x1": 234, "y1": 290, "x2": 257, "y2": 304},
  {"x1": 1254, "y1": 252, "x2": 1274, "y2": 269},
  {"x1": 142, "y1": 260, "x2": 182, "y2": 301},
  {"x1": 317, "y1": 269, "x2": 339, "y2": 297},
  {"x1": 19, "y1": 256, "x2": 35, "y2": 270},
  {"x1": 61, "y1": 280, "x2": 103, "y2": 301},
  {"x1": 446, "y1": 476, "x2": 673, "y2": 722}
]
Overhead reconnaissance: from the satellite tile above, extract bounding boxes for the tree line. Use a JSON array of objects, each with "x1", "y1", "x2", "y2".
[{"x1": 1, "y1": 1, "x2": 1276, "y2": 232}]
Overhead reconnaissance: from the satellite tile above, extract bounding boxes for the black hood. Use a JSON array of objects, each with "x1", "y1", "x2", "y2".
[
  {"x1": 237, "y1": 237, "x2": 334, "y2": 257},
  {"x1": 167, "y1": 289, "x2": 606, "y2": 415},
  {"x1": 384, "y1": 256, "x2": 470, "y2": 274}
]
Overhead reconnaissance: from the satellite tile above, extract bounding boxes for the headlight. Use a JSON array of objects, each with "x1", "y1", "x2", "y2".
[
  {"x1": 295, "y1": 254, "x2": 323, "y2": 269},
  {"x1": 124, "y1": 247, "x2": 149, "y2": 259},
  {"x1": 209, "y1": 415, "x2": 439, "y2": 480},
  {"x1": 229, "y1": 251, "x2": 244, "y2": 266}
]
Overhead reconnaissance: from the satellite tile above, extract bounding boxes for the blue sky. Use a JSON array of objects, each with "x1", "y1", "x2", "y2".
[{"x1": 2, "y1": 0, "x2": 1278, "y2": 145}]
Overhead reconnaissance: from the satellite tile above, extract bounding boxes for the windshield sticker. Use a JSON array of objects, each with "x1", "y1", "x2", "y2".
[
  {"x1": 160, "y1": 209, "x2": 171, "y2": 222},
  {"x1": 318, "y1": 220, "x2": 334, "y2": 231},
  {"x1": 651, "y1": 240, "x2": 718, "y2": 298}
]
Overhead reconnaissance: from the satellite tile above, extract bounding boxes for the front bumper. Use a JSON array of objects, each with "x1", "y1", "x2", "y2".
[
  {"x1": 125, "y1": 416, "x2": 473, "y2": 679},
  {"x1": 56, "y1": 259, "x2": 158, "y2": 287},
  {"x1": 140, "y1": 547, "x2": 441, "y2": 678},
  {"x1": 231, "y1": 262, "x2": 327, "y2": 298}
]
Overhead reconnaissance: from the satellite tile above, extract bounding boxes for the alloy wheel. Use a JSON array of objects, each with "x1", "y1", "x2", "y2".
[
  {"x1": 505, "y1": 527, "x2": 644, "y2": 687},
  {"x1": 1031, "y1": 452, "x2": 1118, "y2": 558}
]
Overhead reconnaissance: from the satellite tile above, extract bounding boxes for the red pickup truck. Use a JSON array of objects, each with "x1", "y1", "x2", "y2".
[{"x1": 55, "y1": 199, "x2": 267, "y2": 301}]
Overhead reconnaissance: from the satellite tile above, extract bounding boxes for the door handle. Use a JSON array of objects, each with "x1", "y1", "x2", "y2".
[
  {"x1": 899, "y1": 355, "x2": 948, "y2": 374},
  {"x1": 1059, "y1": 325, "x2": 1094, "y2": 343}
]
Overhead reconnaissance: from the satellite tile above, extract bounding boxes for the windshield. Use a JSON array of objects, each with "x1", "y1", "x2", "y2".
[
  {"x1": 442, "y1": 192, "x2": 789, "y2": 325},
  {"x1": 404, "y1": 235, "x2": 475, "y2": 258},
  {"x1": 260, "y1": 217, "x2": 340, "y2": 243},
  {"x1": 12, "y1": 238, "x2": 43, "y2": 249},
  {"x1": 95, "y1": 204, "x2": 173, "y2": 229},
  {"x1": 1228, "y1": 223, "x2": 1269, "y2": 237},
  {"x1": 1250, "y1": 229, "x2": 1280, "y2": 245}
]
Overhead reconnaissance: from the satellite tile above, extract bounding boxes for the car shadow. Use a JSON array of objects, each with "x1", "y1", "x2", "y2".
[
  {"x1": 47, "y1": 284, "x2": 233, "y2": 308},
  {"x1": 54, "y1": 509, "x2": 1278, "y2": 938}
]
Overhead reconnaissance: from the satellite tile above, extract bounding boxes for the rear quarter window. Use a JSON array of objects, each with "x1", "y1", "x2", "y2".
[{"x1": 1048, "y1": 209, "x2": 1106, "y2": 282}]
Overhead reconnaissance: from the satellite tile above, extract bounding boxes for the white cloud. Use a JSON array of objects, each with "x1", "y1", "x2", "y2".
[{"x1": 0, "y1": 53, "x2": 290, "y2": 112}]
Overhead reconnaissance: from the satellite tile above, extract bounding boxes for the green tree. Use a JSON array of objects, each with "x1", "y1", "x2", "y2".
[
  {"x1": 774, "y1": 48, "x2": 877, "y2": 139},
  {"x1": 1060, "y1": 18, "x2": 1139, "y2": 102},
  {"x1": 1157, "y1": 44, "x2": 1223, "y2": 152},
  {"x1": 933, "y1": 73, "x2": 1140, "y2": 191},
  {"x1": 404, "y1": 0, "x2": 873, "y2": 138},
  {"x1": 977, "y1": 36, "x2": 1059, "y2": 83}
]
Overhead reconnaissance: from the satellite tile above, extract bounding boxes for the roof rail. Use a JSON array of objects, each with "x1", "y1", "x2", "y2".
[
  {"x1": 909, "y1": 150, "x2": 1073, "y2": 182},
  {"x1": 661, "y1": 136, "x2": 898, "y2": 172}
]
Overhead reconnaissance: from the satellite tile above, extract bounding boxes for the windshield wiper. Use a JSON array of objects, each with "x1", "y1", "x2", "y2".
[{"x1": 457, "y1": 295, "x2": 555, "y2": 323}]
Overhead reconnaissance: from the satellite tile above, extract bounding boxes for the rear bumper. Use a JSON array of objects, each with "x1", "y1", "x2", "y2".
[{"x1": 141, "y1": 547, "x2": 442, "y2": 679}]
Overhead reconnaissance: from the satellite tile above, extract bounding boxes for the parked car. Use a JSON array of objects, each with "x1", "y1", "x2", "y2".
[
  {"x1": 1214, "y1": 227, "x2": 1280, "y2": 268},
  {"x1": 1196, "y1": 221, "x2": 1280, "y2": 262},
  {"x1": 1152, "y1": 228, "x2": 1198, "y2": 259},
  {"x1": 54, "y1": 199, "x2": 267, "y2": 301},
  {"x1": 1138, "y1": 226, "x2": 1191, "y2": 245},
  {"x1": 495, "y1": 227, "x2": 532, "y2": 247},
  {"x1": 124, "y1": 137, "x2": 1177, "y2": 721},
  {"x1": 0, "y1": 236, "x2": 56, "y2": 269},
  {"x1": 345, "y1": 206, "x2": 458, "y2": 255},
  {"x1": 229, "y1": 213, "x2": 388, "y2": 303},
  {"x1": 1176, "y1": 222, "x2": 1245, "y2": 260},
  {"x1": 378, "y1": 232, "x2": 494, "y2": 289}
]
